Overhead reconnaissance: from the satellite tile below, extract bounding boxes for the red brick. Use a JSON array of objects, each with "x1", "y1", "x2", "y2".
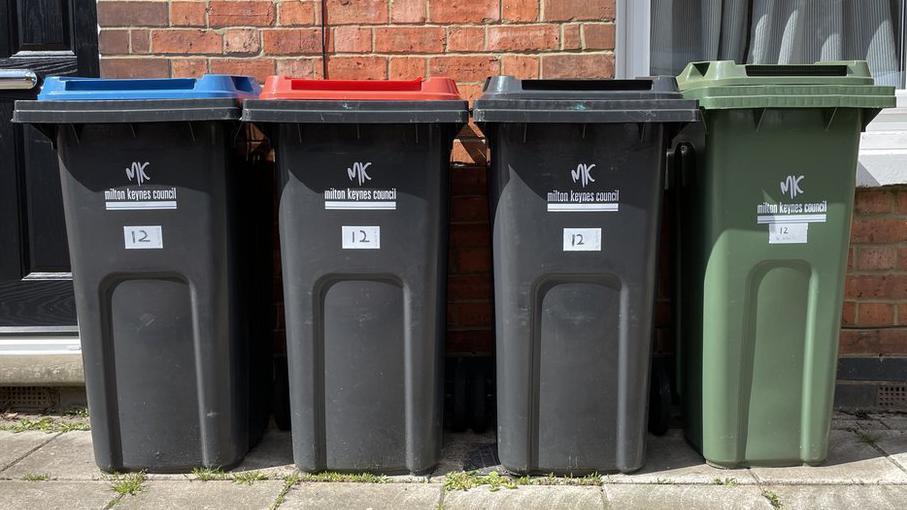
[
  {"x1": 388, "y1": 57, "x2": 426, "y2": 80},
  {"x1": 583, "y1": 23, "x2": 615, "y2": 49},
  {"x1": 327, "y1": 56, "x2": 387, "y2": 80},
  {"x1": 279, "y1": 1, "x2": 317, "y2": 25},
  {"x1": 446, "y1": 26, "x2": 485, "y2": 52},
  {"x1": 895, "y1": 189, "x2": 907, "y2": 214},
  {"x1": 487, "y1": 25, "x2": 559, "y2": 52},
  {"x1": 850, "y1": 218, "x2": 907, "y2": 243},
  {"x1": 448, "y1": 274, "x2": 492, "y2": 300},
  {"x1": 839, "y1": 329, "x2": 879, "y2": 355},
  {"x1": 374, "y1": 27, "x2": 444, "y2": 53},
  {"x1": 130, "y1": 29, "x2": 151, "y2": 54},
  {"x1": 429, "y1": 56, "x2": 499, "y2": 82},
  {"x1": 331, "y1": 26, "x2": 372, "y2": 53},
  {"x1": 429, "y1": 0, "x2": 499, "y2": 23},
  {"x1": 856, "y1": 246, "x2": 897, "y2": 271},
  {"x1": 453, "y1": 247, "x2": 492, "y2": 273},
  {"x1": 845, "y1": 275, "x2": 887, "y2": 299},
  {"x1": 263, "y1": 28, "x2": 322, "y2": 55},
  {"x1": 847, "y1": 246, "x2": 855, "y2": 270},
  {"x1": 100, "y1": 58, "x2": 169, "y2": 78},
  {"x1": 276, "y1": 58, "x2": 323, "y2": 79},
  {"x1": 325, "y1": 0, "x2": 388, "y2": 25},
  {"x1": 209, "y1": 1, "x2": 276, "y2": 27},
  {"x1": 451, "y1": 196, "x2": 489, "y2": 222},
  {"x1": 459, "y1": 84, "x2": 485, "y2": 104},
  {"x1": 841, "y1": 301, "x2": 856, "y2": 326},
  {"x1": 449, "y1": 223, "x2": 491, "y2": 247},
  {"x1": 451, "y1": 139, "x2": 488, "y2": 165},
  {"x1": 855, "y1": 188, "x2": 893, "y2": 214},
  {"x1": 446, "y1": 330, "x2": 493, "y2": 354},
  {"x1": 97, "y1": 1, "x2": 168, "y2": 27},
  {"x1": 543, "y1": 0, "x2": 615, "y2": 21},
  {"x1": 170, "y1": 2, "x2": 207, "y2": 27},
  {"x1": 391, "y1": 0, "x2": 427, "y2": 23},
  {"x1": 447, "y1": 301, "x2": 493, "y2": 327},
  {"x1": 857, "y1": 302, "x2": 895, "y2": 326},
  {"x1": 542, "y1": 53, "x2": 614, "y2": 78},
  {"x1": 170, "y1": 58, "x2": 208, "y2": 78},
  {"x1": 502, "y1": 0, "x2": 539, "y2": 21},
  {"x1": 885, "y1": 275, "x2": 907, "y2": 299},
  {"x1": 501, "y1": 55, "x2": 539, "y2": 79},
  {"x1": 898, "y1": 247, "x2": 907, "y2": 270},
  {"x1": 99, "y1": 30, "x2": 129, "y2": 55},
  {"x1": 562, "y1": 24, "x2": 581, "y2": 50},
  {"x1": 898, "y1": 303, "x2": 907, "y2": 325},
  {"x1": 224, "y1": 29, "x2": 261, "y2": 55},
  {"x1": 878, "y1": 328, "x2": 907, "y2": 354},
  {"x1": 210, "y1": 58, "x2": 275, "y2": 82},
  {"x1": 152, "y1": 30, "x2": 222, "y2": 55},
  {"x1": 450, "y1": 166, "x2": 487, "y2": 195}
]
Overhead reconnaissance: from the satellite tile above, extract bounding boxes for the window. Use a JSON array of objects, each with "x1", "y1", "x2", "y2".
[{"x1": 616, "y1": 0, "x2": 907, "y2": 186}]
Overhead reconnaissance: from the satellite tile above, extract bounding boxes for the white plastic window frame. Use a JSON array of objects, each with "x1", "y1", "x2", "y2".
[{"x1": 616, "y1": 0, "x2": 907, "y2": 188}]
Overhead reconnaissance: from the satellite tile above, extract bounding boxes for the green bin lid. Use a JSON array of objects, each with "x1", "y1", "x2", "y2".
[{"x1": 676, "y1": 60, "x2": 895, "y2": 110}]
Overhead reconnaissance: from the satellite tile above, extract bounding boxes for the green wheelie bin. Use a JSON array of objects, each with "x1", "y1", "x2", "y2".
[{"x1": 673, "y1": 61, "x2": 894, "y2": 467}]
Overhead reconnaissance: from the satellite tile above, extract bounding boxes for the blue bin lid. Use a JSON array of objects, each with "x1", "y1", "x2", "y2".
[{"x1": 37, "y1": 74, "x2": 260, "y2": 101}]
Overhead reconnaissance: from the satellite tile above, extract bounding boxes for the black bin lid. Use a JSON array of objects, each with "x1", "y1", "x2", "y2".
[{"x1": 473, "y1": 76, "x2": 700, "y2": 124}]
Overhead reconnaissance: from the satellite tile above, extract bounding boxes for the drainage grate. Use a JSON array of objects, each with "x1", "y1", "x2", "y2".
[
  {"x1": 877, "y1": 384, "x2": 907, "y2": 409},
  {"x1": 0, "y1": 386, "x2": 58, "y2": 412}
]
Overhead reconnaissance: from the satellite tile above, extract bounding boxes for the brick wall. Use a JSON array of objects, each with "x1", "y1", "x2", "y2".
[{"x1": 95, "y1": 0, "x2": 906, "y2": 407}]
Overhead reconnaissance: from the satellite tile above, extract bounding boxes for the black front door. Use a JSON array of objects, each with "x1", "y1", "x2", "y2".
[{"x1": 0, "y1": 0, "x2": 98, "y2": 330}]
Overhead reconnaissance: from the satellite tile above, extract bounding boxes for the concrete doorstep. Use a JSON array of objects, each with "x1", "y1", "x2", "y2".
[{"x1": 0, "y1": 411, "x2": 905, "y2": 509}]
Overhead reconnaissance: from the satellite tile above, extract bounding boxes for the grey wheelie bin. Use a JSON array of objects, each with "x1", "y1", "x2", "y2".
[
  {"x1": 242, "y1": 76, "x2": 468, "y2": 474},
  {"x1": 12, "y1": 75, "x2": 271, "y2": 473},
  {"x1": 473, "y1": 76, "x2": 699, "y2": 474}
]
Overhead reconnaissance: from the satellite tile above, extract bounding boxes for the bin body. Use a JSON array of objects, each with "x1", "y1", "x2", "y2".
[
  {"x1": 675, "y1": 61, "x2": 895, "y2": 467},
  {"x1": 13, "y1": 75, "x2": 270, "y2": 473},
  {"x1": 243, "y1": 78, "x2": 467, "y2": 474},
  {"x1": 474, "y1": 77, "x2": 698, "y2": 474}
]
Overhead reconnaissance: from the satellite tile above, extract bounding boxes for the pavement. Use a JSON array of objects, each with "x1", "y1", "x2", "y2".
[{"x1": 1, "y1": 411, "x2": 906, "y2": 509}]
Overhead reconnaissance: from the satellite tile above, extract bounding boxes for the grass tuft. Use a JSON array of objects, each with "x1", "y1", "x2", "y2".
[
  {"x1": 712, "y1": 477, "x2": 738, "y2": 486},
  {"x1": 762, "y1": 489, "x2": 783, "y2": 509},
  {"x1": 850, "y1": 428, "x2": 880, "y2": 447},
  {"x1": 191, "y1": 466, "x2": 227, "y2": 481},
  {"x1": 109, "y1": 472, "x2": 146, "y2": 496},
  {"x1": 233, "y1": 470, "x2": 269, "y2": 485},
  {"x1": 298, "y1": 471, "x2": 387, "y2": 483},
  {"x1": 269, "y1": 472, "x2": 301, "y2": 510},
  {"x1": 21, "y1": 473, "x2": 48, "y2": 481},
  {"x1": 0, "y1": 416, "x2": 90, "y2": 433}
]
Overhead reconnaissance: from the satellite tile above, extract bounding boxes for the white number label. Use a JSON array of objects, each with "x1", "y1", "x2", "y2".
[
  {"x1": 342, "y1": 226, "x2": 380, "y2": 250},
  {"x1": 769, "y1": 223, "x2": 808, "y2": 244},
  {"x1": 563, "y1": 228, "x2": 601, "y2": 252},
  {"x1": 124, "y1": 225, "x2": 163, "y2": 250}
]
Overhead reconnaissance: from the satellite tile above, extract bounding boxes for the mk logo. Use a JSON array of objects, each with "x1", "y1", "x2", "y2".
[
  {"x1": 125, "y1": 162, "x2": 151, "y2": 185},
  {"x1": 571, "y1": 163, "x2": 596, "y2": 188},
  {"x1": 780, "y1": 175, "x2": 804, "y2": 199},
  {"x1": 347, "y1": 162, "x2": 372, "y2": 186}
]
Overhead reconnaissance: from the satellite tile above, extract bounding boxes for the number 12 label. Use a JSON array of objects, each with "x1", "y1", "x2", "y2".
[
  {"x1": 124, "y1": 225, "x2": 163, "y2": 250},
  {"x1": 563, "y1": 228, "x2": 602, "y2": 252},
  {"x1": 342, "y1": 226, "x2": 381, "y2": 250}
]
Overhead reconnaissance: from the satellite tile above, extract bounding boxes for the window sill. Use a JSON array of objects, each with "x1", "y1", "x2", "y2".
[{"x1": 859, "y1": 90, "x2": 907, "y2": 187}]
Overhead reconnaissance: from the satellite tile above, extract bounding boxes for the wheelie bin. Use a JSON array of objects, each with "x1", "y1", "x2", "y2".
[
  {"x1": 12, "y1": 75, "x2": 271, "y2": 473},
  {"x1": 242, "y1": 77, "x2": 468, "y2": 474},
  {"x1": 674, "y1": 61, "x2": 895, "y2": 467},
  {"x1": 473, "y1": 76, "x2": 699, "y2": 474}
]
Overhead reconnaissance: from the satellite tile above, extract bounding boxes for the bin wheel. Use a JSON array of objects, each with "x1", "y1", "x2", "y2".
[
  {"x1": 648, "y1": 360, "x2": 671, "y2": 436},
  {"x1": 451, "y1": 360, "x2": 469, "y2": 432},
  {"x1": 273, "y1": 356, "x2": 291, "y2": 431},
  {"x1": 469, "y1": 364, "x2": 488, "y2": 433}
]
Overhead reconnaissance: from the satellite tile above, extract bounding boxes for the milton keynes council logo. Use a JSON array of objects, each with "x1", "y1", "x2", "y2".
[
  {"x1": 126, "y1": 161, "x2": 151, "y2": 185},
  {"x1": 780, "y1": 174, "x2": 804, "y2": 199},
  {"x1": 571, "y1": 163, "x2": 596, "y2": 188},
  {"x1": 347, "y1": 162, "x2": 373, "y2": 186}
]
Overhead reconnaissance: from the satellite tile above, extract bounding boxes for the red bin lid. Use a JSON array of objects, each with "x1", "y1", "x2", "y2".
[{"x1": 259, "y1": 76, "x2": 463, "y2": 101}]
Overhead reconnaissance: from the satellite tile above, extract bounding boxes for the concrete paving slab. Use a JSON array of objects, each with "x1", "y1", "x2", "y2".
[
  {"x1": 765, "y1": 484, "x2": 907, "y2": 510},
  {"x1": 877, "y1": 413, "x2": 907, "y2": 431},
  {"x1": 0, "y1": 481, "x2": 115, "y2": 509},
  {"x1": 750, "y1": 429, "x2": 907, "y2": 484},
  {"x1": 608, "y1": 430, "x2": 758, "y2": 485},
  {"x1": 873, "y1": 430, "x2": 907, "y2": 472},
  {"x1": 281, "y1": 482, "x2": 441, "y2": 509},
  {"x1": 0, "y1": 431, "x2": 58, "y2": 474},
  {"x1": 603, "y1": 484, "x2": 771, "y2": 510},
  {"x1": 443, "y1": 485, "x2": 603, "y2": 510},
  {"x1": 117, "y1": 480, "x2": 284, "y2": 510},
  {"x1": 2, "y1": 431, "x2": 104, "y2": 480},
  {"x1": 431, "y1": 431, "x2": 497, "y2": 478},
  {"x1": 229, "y1": 429, "x2": 295, "y2": 478}
]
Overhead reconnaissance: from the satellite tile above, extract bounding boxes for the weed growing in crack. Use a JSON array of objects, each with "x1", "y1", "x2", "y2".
[
  {"x1": 762, "y1": 489, "x2": 783, "y2": 509},
  {"x1": 109, "y1": 472, "x2": 146, "y2": 496}
]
